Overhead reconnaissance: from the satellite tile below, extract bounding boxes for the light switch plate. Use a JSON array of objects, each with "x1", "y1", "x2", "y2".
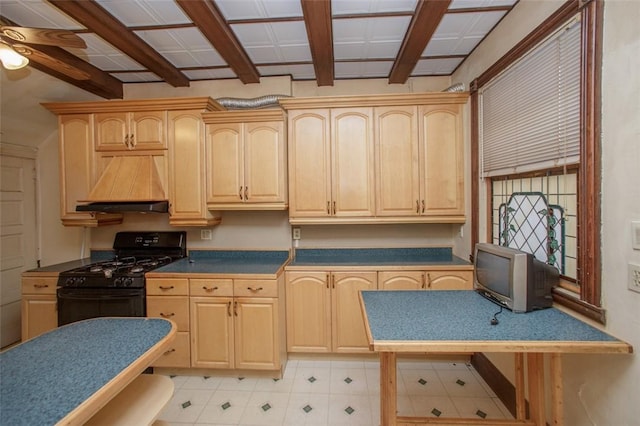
[{"x1": 632, "y1": 221, "x2": 640, "y2": 250}]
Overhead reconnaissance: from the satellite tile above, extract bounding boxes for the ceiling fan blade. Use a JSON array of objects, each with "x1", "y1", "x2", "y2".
[
  {"x1": 13, "y1": 44, "x2": 91, "y2": 80},
  {"x1": 1, "y1": 26, "x2": 87, "y2": 49}
]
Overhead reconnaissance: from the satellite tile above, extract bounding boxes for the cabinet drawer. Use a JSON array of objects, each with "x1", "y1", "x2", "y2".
[
  {"x1": 22, "y1": 277, "x2": 58, "y2": 295},
  {"x1": 190, "y1": 279, "x2": 233, "y2": 297},
  {"x1": 146, "y1": 278, "x2": 189, "y2": 296},
  {"x1": 234, "y1": 279, "x2": 278, "y2": 297},
  {"x1": 147, "y1": 296, "x2": 190, "y2": 331},
  {"x1": 151, "y1": 331, "x2": 190, "y2": 368}
]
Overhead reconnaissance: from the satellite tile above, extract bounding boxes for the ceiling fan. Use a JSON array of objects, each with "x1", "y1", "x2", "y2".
[{"x1": 0, "y1": 23, "x2": 89, "y2": 79}]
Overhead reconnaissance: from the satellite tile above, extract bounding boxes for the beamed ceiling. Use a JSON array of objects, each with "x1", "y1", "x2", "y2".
[{"x1": 0, "y1": 0, "x2": 518, "y2": 99}]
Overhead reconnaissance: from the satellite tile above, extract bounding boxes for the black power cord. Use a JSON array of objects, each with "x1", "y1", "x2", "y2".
[{"x1": 490, "y1": 306, "x2": 503, "y2": 325}]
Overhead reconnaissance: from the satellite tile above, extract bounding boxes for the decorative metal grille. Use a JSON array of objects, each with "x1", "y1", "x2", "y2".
[{"x1": 498, "y1": 192, "x2": 564, "y2": 274}]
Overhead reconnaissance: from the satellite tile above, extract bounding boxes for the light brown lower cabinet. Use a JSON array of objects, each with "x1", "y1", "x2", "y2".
[
  {"x1": 147, "y1": 275, "x2": 285, "y2": 372},
  {"x1": 146, "y1": 278, "x2": 191, "y2": 368},
  {"x1": 285, "y1": 271, "x2": 377, "y2": 353},
  {"x1": 378, "y1": 269, "x2": 473, "y2": 290},
  {"x1": 21, "y1": 276, "x2": 58, "y2": 341}
]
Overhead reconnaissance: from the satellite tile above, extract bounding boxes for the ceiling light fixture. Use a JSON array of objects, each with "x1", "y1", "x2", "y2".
[{"x1": 0, "y1": 41, "x2": 29, "y2": 70}]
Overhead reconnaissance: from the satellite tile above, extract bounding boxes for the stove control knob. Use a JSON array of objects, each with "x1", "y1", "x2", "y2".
[
  {"x1": 113, "y1": 278, "x2": 123, "y2": 287},
  {"x1": 64, "y1": 277, "x2": 75, "y2": 286},
  {"x1": 123, "y1": 278, "x2": 134, "y2": 287}
]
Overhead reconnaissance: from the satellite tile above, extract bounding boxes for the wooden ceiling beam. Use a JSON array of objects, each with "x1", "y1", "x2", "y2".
[
  {"x1": 176, "y1": 0, "x2": 260, "y2": 84},
  {"x1": 21, "y1": 44, "x2": 123, "y2": 99},
  {"x1": 301, "y1": 0, "x2": 334, "y2": 86},
  {"x1": 48, "y1": 0, "x2": 190, "y2": 87},
  {"x1": 389, "y1": 0, "x2": 452, "y2": 84}
]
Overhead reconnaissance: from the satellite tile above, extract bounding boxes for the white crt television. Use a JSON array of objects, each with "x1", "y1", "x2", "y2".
[{"x1": 474, "y1": 243, "x2": 558, "y2": 313}]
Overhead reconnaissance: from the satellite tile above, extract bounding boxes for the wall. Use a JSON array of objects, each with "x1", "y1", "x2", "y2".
[{"x1": 452, "y1": 0, "x2": 640, "y2": 423}]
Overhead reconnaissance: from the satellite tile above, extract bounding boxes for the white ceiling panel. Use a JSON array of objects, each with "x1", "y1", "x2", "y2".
[
  {"x1": 95, "y1": 0, "x2": 190, "y2": 26},
  {"x1": 84, "y1": 52, "x2": 145, "y2": 71},
  {"x1": 335, "y1": 40, "x2": 402, "y2": 60},
  {"x1": 335, "y1": 61, "x2": 393, "y2": 78},
  {"x1": 113, "y1": 71, "x2": 161, "y2": 83},
  {"x1": 333, "y1": 17, "x2": 411, "y2": 43},
  {"x1": 216, "y1": 0, "x2": 303, "y2": 20},
  {"x1": 0, "y1": 0, "x2": 85, "y2": 29},
  {"x1": 232, "y1": 21, "x2": 312, "y2": 63},
  {"x1": 412, "y1": 57, "x2": 464, "y2": 75},
  {"x1": 449, "y1": 0, "x2": 517, "y2": 10},
  {"x1": 424, "y1": 11, "x2": 506, "y2": 56},
  {"x1": 332, "y1": 0, "x2": 418, "y2": 16}
]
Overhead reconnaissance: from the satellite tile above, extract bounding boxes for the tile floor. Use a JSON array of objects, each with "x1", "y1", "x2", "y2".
[{"x1": 157, "y1": 358, "x2": 513, "y2": 425}]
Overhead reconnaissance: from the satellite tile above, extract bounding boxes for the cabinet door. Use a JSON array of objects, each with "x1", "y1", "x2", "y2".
[
  {"x1": 331, "y1": 108, "x2": 375, "y2": 217},
  {"x1": 425, "y1": 270, "x2": 473, "y2": 290},
  {"x1": 190, "y1": 297, "x2": 234, "y2": 368},
  {"x1": 21, "y1": 295, "x2": 57, "y2": 340},
  {"x1": 288, "y1": 110, "x2": 331, "y2": 217},
  {"x1": 234, "y1": 297, "x2": 279, "y2": 370},
  {"x1": 331, "y1": 271, "x2": 377, "y2": 353},
  {"x1": 378, "y1": 270, "x2": 424, "y2": 290},
  {"x1": 419, "y1": 105, "x2": 464, "y2": 216},
  {"x1": 58, "y1": 115, "x2": 122, "y2": 226},
  {"x1": 285, "y1": 271, "x2": 331, "y2": 352},
  {"x1": 244, "y1": 121, "x2": 286, "y2": 203},
  {"x1": 375, "y1": 106, "x2": 420, "y2": 216},
  {"x1": 95, "y1": 112, "x2": 128, "y2": 151},
  {"x1": 206, "y1": 122, "x2": 244, "y2": 203},
  {"x1": 168, "y1": 110, "x2": 217, "y2": 226},
  {"x1": 130, "y1": 110, "x2": 166, "y2": 150}
]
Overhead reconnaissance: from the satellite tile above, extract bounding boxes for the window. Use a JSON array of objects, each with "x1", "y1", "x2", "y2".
[{"x1": 470, "y1": 0, "x2": 603, "y2": 322}]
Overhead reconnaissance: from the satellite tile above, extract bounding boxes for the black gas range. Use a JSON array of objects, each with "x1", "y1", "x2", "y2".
[{"x1": 57, "y1": 231, "x2": 186, "y2": 326}]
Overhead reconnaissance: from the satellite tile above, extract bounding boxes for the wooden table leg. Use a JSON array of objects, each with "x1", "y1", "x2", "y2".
[
  {"x1": 550, "y1": 353, "x2": 564, "y2": 426},
  {"x1": 514, "y1": 353, "x2": 526, "y2": 420},
  {"x1": 380, "y1": 352, "x2": 397, "y2": 426},
  {"x1": 527, "y1": 353, "x2": 546, "y2": 425}
]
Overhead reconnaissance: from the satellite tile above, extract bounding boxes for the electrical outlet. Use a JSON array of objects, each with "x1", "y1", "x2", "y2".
[
  {"x1": 200, "y1": 229, "x2": 212, "y2": 240},
  {"x1": 628, "y1": 263, "x2": 640, "y2": 293},
  {"x1": 292, "y1": 227, "x2": 301, "y2": 240}
]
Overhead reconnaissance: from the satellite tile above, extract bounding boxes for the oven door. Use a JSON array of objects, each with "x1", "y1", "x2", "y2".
[{"x1": 57, "y1": 287, "x2": 146, "y2": 326}]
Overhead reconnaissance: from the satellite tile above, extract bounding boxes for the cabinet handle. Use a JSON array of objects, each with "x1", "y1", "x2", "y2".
[
  {"x1": 233, "y1": 301, "x2": 238, "y2": 316},
  {"x1": 332, "y1": 274, "x2": 335, "y2": 289},
  {"x1": 129, "y1": 134, "x2": 136, "y2": 148},
  {"x1": 421, "y1": 275, "x2": 426, "y2": 289},
  {"x1": 34, "y1": 284, "x2": 49, "y2": 289},
  {"x1": 160, "y1": 312, "x2": 175, "y2": 318},
  {"x1": 332, "y1": 201, "x2": 336, "y2": 215},
  {"x1": 422, "y1": 200, "x2": 425, "y2": 214},
  {"x1": 124, "y1": 134, "x2": 129, "y2": 148},
  {"x1": 244, "y1": 186, "x2": 248, "y2": 200},
  {"x1": 159, "y1": 285, "x2": 174, "y2": 291},
  {"x1": 239, "y1": 186, "x2": 244, "y2": 200},
  {"x1": 327, "y1": 201, "x2": 330, "y2": 215},
  {"x1": 227, "y1": 301, "x2": 232, "y2": 317},
  {"x1": 326, "y1": 274, "x2": 330, "y2": 289},
  {"x1": 247, "y1": 286, "x2": 263, "y2": 292},
  {"x1": 427, "y1": 273, "x2": 432, "y2": 289},
  {"x1": 203, "y1": 286, "x2": 218, "y2": 292},
  {"x1": 416, "y1": 200, "x2": 420, "y2": 213},
  {"x1": 163, "y1": 348, "x2": 176, "y2": 356}
]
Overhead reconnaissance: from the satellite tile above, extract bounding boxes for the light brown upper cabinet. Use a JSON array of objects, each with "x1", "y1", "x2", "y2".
[
  {"x1": 42, "y1": 97, "x2": 225, "y2": 227},
  {"x1": 286, "y1": 107, "x2": 375, "y2": 221},
  {"x1": 202, "y1": 110, "x2": 287, "y2": 210},
  {"x1": 280, "y1": 93, "x2": 468, "y2": 224},
  {"x1": 94, "y1": 110, "x2": 167, "y2": 152},
  {"x1": 376, "y1": 103, "x2": 465, "y2": 220}
]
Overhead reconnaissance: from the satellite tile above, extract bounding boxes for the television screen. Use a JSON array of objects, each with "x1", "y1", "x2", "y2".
[{"x1": 476, "y1": 249, "x2": 510, "y2": 297}]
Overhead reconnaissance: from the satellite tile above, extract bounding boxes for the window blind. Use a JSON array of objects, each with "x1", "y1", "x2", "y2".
[{"x1": 480, "y1": 17, "x2": 581, "y2": 177}]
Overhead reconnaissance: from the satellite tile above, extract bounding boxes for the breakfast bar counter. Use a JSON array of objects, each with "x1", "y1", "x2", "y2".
[
  {"x1": 0, "y1": 317, "x2": 176, "y2": 426},
  {"x1": 359, "y1": 290, "x2": 632, "y2": 425}
]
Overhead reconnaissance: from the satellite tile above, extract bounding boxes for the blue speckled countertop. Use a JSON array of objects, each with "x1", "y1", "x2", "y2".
[
  {"x1": 361, "y1": 291, "x2": 625, "y2": 347},
  {"x1": 0, "y1": 317, "x2": 173, "y2": 426},
  {"x1": 152, "y1": 250, "x2": 290, "y2": 275},
  {"x1": 288, "y1": 248, "x2": 471, "y2": 267}
]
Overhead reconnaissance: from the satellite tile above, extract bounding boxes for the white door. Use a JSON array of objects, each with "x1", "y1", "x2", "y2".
[{"x1": 0, "y1": 148, "x2": 37, "y2": 347}]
